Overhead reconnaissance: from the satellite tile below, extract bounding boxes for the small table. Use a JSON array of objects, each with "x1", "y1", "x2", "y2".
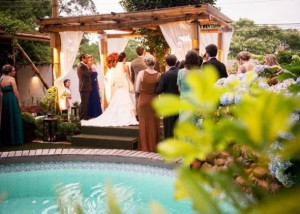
[
  {"x1": 71, "y1": 106, "x2": 79, "y2": 116},
  {"x1": 43, "y1": 118, "x2": 58, "y2": 142}
]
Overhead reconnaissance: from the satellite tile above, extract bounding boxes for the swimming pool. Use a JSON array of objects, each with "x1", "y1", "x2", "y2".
[
  {"x1": 0, "y1": 149, "x2": 195, "y2": 214},
  {"x1": 0, "y1": 161, "x2": 195, "y2": 214},
  {"x1": 0, "y1": 149, "x2": 237, "y2": 214}
]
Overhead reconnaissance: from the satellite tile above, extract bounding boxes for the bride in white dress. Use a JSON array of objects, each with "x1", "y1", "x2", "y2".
[{"x1": 81, "y1": 52, "x2": 138, "y2": 127}]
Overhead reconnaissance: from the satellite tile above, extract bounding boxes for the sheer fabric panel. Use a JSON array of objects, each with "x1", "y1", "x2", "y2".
[
  {"x1": 160, "y1": 22, "x2": 193, "y2": 61},
  {"x1": 56, "y1": 31, "x2": 83, "y2": 109}
]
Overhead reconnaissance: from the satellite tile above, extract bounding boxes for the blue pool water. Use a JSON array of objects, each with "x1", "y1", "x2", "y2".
[{"x1": 0, "y1": 162, "x2": 196, "y2": 214}]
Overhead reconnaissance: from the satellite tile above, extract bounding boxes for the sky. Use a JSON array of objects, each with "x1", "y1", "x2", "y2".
[{"x1": 93, "y1": 0, "x2": 300, "y2": 28}]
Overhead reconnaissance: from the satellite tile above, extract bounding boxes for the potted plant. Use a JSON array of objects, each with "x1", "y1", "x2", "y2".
[{"x1": 21, "y1": 112, "x2": 36, "y2": 143}]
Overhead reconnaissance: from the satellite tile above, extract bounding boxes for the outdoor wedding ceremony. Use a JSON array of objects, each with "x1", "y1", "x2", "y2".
[{"x1": 0, "y1": 0, "x2": 299, "y2": 213}]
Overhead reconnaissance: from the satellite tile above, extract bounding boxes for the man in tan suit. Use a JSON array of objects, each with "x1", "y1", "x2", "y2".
[
  {"x1": 130, "y1": 46, "x2": 147, "y2": 84},
  {"x1": 130, "y1": 46, "x2": 147, "y2": 120},
  {"x1": 77, "y1": 53, "x2": 92, "y2": 120}
]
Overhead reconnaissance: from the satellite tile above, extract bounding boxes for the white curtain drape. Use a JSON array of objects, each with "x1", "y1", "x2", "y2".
[
  {"x1": 160, "y1": 22, "x2": 193, "y2": 61},
  {"x1": 108, "y1": 38, "x2": 129, "y2": 53},
  {"x1": 222, "y1": 30, "x2": 234, "y2": 64},
  {"x1": 55, "y1": 31, "x2": 83, "y2": 109},
  {"x1": 199, "y1": 28, "x2": 233, "y2": 64}
]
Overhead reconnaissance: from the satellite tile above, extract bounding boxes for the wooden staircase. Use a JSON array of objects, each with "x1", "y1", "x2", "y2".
[{"x1": 71, "y1": 126, "x2": 139, "y2": 150}]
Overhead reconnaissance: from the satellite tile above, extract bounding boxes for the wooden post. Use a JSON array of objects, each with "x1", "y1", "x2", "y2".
[
  {"x1": 51, "y1": 34, "x2": 61, "y2": 82},
  {"x1": 217, "y1": 30, "x2": 223, "y2": 62},
  {"x1": 100, "y1": 33, "x2": 108, "y2": 109},
  {"x1": 191, "y1": 20, "x2": 199, "y2": 52},
  {"x1": 51, "y1": 0, "x2": 61, "y2": 83},
  {"x1": 16, "y1": 44, "x2": 49, "y2": 89}
]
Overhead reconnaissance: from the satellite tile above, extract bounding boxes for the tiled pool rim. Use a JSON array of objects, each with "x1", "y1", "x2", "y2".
[{"x1": 0, "y1": 149, "x2": 181, "y2": 169}]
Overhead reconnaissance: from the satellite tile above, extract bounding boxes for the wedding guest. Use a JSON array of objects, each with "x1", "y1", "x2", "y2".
[
  {"x1": 63, "y1": 79, "x2": 72, "y2": 115},
  {"x1": 131, "y1": 46, "x2": 147, "y2": 84},
  {"x1": 86, "y1": 55, "x2": 102, "y2": 118},
  {"x1": 203, "y1": 44, "x2": 228, "y2": 79},
  {"x1": 178, "y1": 60, "x2": 185, "y2": 69},
  {"x1": 77, "y1": 53, "x2": 92, "y2": 120},
  {"x1": 177, "y1": 50, "x2": 200, "y2": 124},
  {"x1": 236, "y1": 51, "x2": 255, "y2": 73},
  {"x1": 0, "y1": 64, "x2": 24, "y2": 146},
  {"x1": 156, "y1": 54, "x2": 180, "y2": 138},
  {"x1": 131, "y1": 46, "x2": 147, "y2": 119},
  {"x1": 264, "y1": 54, "x2": 284, "y2": 85},
  {"x1": 264, "y1": 54, "x2": 281, "y2": 67},
  {"x1": 136, "y1": 54, "x2": 161, "y2": 152},
  {"x1": 0, "y1": 68, "x2": 7, "y2": 127}
]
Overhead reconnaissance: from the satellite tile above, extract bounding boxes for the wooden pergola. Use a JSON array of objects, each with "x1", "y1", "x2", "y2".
[{"x1": 37, "y1": 3, "x2": 232, "y2": 80}]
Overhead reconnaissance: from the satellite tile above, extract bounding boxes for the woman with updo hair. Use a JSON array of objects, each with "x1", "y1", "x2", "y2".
[
  {"x1": 236, "y1": 51, "x2": 255, "y2": 73},
  {"x1": 0, "y1": 64, "x2": 24, "y2": 146},
  {"x1": 135, "y1": 54, "x2": 161, "y2": 152}
]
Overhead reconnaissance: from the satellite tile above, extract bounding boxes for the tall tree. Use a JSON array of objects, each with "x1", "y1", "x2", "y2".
[
  {"x1": 120, "y1": 0, "x2": 216, "y2": 11},
  {"x1": 229, "y1": 19, "x2": 300, "y2": 58},
  {"x1": 0, "y1": 0, "x2": 97, "y2": 65},
  {"x1": 119, "y1": 0, "x2": 216, "y2": 71}
]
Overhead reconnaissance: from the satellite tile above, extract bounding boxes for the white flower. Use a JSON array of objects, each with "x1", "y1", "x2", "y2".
[{"x1": 220, "y1": 92, "x2": 235, "y2": 105}]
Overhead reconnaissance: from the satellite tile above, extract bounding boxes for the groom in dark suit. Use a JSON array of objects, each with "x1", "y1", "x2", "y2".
[
  {"x1": 156, "y1": 54, "x2": 180, "y2": 138},
  {"x1": 77, "y1": 54, "x2": 92, "y2": 120},
  {"x1": 203, "y1": 44, "x2": 228, "y2": 79}
]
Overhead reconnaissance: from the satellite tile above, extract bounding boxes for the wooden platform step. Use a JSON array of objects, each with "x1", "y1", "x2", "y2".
[
  {"x1": 71, "y1": 126, "x2": 139, "y2": 150},
  {"x1": 80, "y1": 125, "x2": 139, "y2": 136},
  {"x1": 72, "y1": 134, "x2": 138, "y2": 150}
]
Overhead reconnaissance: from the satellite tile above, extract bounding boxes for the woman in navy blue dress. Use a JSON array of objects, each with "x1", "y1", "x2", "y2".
[{"x1": 87, "y1": 55, "x2": 102, "y2": 118}]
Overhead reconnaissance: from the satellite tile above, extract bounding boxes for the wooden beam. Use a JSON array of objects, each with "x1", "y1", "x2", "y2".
[
  {"x1": 51, "y1": 0, "x2": 61, "y2": 83},
  {"x1": 100, "y1": 35, "x2": 108, "y2": 109},
  {"x1": 107, "y1": 33, "x2": 142, "y2": 39},
  {"x1": 16, "y1": 43, "x2": 49, "y2": 89},
  {"x1": 40, "y1": 14, "x2": 208, "y2": 33},
  {"x1": 38, "y1": 4, "x2": 210, "y2": 26},
  {"x1": 206, "y1": 4, "x2": 232, "y2": 24}
]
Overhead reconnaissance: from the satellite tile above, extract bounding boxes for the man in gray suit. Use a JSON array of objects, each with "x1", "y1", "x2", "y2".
[
  {"x1": 77, "y1": 54, "x2": 92, "y2": 120},
  {"x1": 130, "y1": 46, "x2": 147, "y2": 120}
]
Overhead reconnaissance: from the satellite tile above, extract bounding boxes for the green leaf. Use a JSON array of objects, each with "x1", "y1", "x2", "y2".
[
  {"x1": 288, "y1": 83, "x2": 300, "y2": 94},
  {"x1": 185, "y1": 67, "x2": 221, "y2": 113},
  {"x1": 176, "y1": 169, "x2": 223, "y2": 214},
  {"x1": 234, "y1": 91, "x2": 300, "y2": 149},
  {"x1": 277, "y1": 71, "x2": 296, "y2": 81}
]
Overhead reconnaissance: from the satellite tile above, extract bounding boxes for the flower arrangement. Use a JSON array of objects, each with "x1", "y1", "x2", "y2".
[
  {"x1": 60, "y1": 91, "x2": 70, "y2": 99},
  {"x1": 106, "y1": 52, "x2": 119, "y2": 69},
  {"x1": 254, "y1": 65, "x2": 284, "y2": 85}
]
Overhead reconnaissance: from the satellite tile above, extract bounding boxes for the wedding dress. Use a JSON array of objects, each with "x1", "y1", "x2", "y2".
[{"x1": 81, "y1": 62, "x2": 138, "y2": 127}]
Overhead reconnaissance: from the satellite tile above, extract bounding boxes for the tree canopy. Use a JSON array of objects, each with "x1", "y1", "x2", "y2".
[
  {"x1": 0, "y1": 0, "x2": 97, "y2": 66},
  {"x1": 119, "y1": 0, "x2": 216, "y2": 11},
  {"x1": 229, "y1": 19, "x2": 300, "y2": 58},
  {"x1": 119, "y1": 0, "x2": 216, "y2": 71}
]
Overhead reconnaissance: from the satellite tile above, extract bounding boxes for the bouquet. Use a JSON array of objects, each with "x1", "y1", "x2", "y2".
[{"x1": 254, "y1": 65, "x2": 284, "y2": 85}]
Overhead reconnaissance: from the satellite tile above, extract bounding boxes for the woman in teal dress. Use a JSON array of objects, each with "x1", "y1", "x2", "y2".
[
  {"x1": 177, "y1": 50, "x2": 201, "y2": 125},
  {"x1": 0, "y1": 64, "x2": 24, "y2": 146}
]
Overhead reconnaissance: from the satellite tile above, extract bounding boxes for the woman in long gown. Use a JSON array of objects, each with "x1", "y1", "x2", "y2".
[
  {"x1": 87, "y1": 55, "x2": 102, "y2": 118},
  {"x1": 81, "y1": 52, "x2": 138, "y2": 127},
  {"x1": 135, "y1": 54, "x2": 161, "y2": 152},
  {"x1": 0, "y1": 64, "x2": 24, "y2": 146}
]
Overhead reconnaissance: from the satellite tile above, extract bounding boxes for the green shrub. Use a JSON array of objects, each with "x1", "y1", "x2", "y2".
[
  {"x1": 21, "y1": 112, "x2": 35, "y2": 125},
  {"x1": 276, "y1": 51, "x2": 294, "y2": 64}
]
